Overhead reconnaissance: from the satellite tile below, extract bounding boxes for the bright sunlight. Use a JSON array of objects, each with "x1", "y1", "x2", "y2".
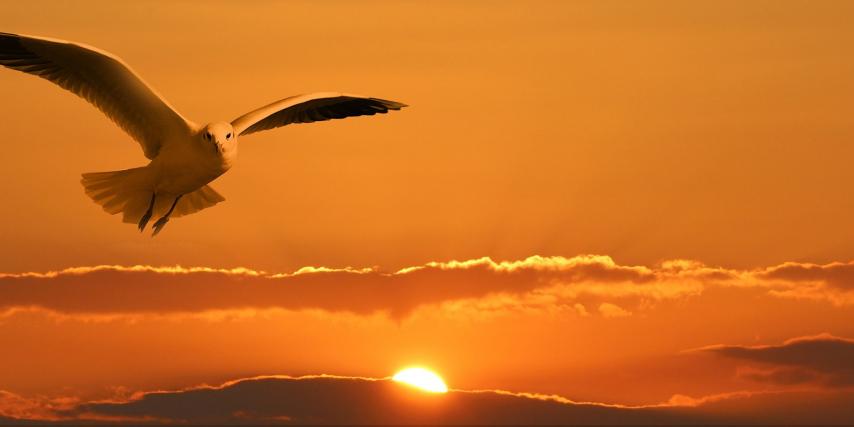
[{"x1": 392, "y1": 367, "x2": 449, "y2": 393}]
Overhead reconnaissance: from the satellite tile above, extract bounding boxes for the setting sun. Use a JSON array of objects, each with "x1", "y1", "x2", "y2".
[{"x1": 392, "y1": 367, "x2": 448, "y2": 393}]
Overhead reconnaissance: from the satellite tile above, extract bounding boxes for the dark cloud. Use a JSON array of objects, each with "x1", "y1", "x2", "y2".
[
  {"x1": 4, "y1": 375, "x2": 854, "y2": 425},
  {"x1": 701, "y1": 334, "x2": 854, "y2": 387},
  {"x1": 685, "y1": 389, "x2": 854, "y2": 425},
  {"x1": 0, "y1": 416, "x2": 28, "y2": 426},
  {"x1": 65, "y1": 376, "x2": 707, "y2": 425},
  {"x1": 738, "y1": 367, "x2": 823, "y2": 386}
]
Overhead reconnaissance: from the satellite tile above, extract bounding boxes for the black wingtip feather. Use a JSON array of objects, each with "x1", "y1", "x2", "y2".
[
  {"x1": 370, "y1": 98, "x2": 408, "y2": 109},
  {"x1": 0, "y1": 32, "x2": 27, "y2": 57}
]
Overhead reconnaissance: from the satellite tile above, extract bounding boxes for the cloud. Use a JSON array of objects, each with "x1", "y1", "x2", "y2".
[
  {"x1": 0, "y1": 255, "x2": 852, "y2": 320},
  {"x1": 0, "y1": 391, "x2": 77, "y2": 424},
  {"x1": 666, "y1": 389, "x2": 854, "y2": 425},
  {"x1": 598, "y1": 302, "x2": 631, "y2": 318},
  {"x1": 0, "y1": 416, "x2": 39, "y2": 426},
  {"x1": 0, "y1": 255, "x2": 701, "y2": 320},
  {"x1": 41, "y1": 376, "x2": 713, "y2": 425},
  {"x1": 699, "y1": 334, "x2": 854, "y2": 387},
  {"x1": 2, "y1": 375, "x2": 849, "y2": 425},
  {"x1": 757, "y1": 261, "x2": 854, "y2": 304},
  {"x1": 759, "y1": 261, "x2": 854, "y2": 290}
]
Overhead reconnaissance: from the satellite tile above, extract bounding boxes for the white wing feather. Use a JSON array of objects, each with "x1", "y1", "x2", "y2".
[
  {"x1": 231, "y1": 92, "x2": 406, "y2": 137},
  {"x1": 0, "y1": 32, "x2": 194, "y2": 159}
]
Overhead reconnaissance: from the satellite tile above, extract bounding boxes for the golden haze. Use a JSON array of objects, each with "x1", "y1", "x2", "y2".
[{"x1": 1, "y1": 1, "x2": 854, "y2": 425}]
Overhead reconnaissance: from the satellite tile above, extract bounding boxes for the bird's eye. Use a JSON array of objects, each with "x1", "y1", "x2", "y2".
[{"x1": 226, "y1": 133, "x2": 232, "y2": 139}]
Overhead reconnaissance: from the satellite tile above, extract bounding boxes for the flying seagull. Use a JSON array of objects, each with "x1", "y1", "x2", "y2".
[{"x1": 0, "y1": 32, "x2": 406, "y2": 235}]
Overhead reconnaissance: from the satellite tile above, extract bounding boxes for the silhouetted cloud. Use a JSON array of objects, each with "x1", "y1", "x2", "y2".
[
  {"x1": 0, "y1": 256, "x2": 852, "y2": 320},
  {"x1": 0, "y1": 416, "x2": 40, "y2": 426},
  {"x1": 0, "y1": 375, "x2": 842, "y2": 425},
  {"x1": 700, "y1": 334, "x2": 854, "y2": 387},
  {"x1": 56, "y1": 376, "x2": 719, "y2": 425},
  {"x1": 669, "y1": 389, "x2": 854, "y2": 425}
]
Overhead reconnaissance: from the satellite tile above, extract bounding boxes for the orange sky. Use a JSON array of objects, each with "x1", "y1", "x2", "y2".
[{"x1": 1, "y1": 1, "x2": 854, "y2": 424}]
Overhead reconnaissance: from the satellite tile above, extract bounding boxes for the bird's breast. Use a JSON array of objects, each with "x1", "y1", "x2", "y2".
[
  {"x1": 219, "y1": 148, "x2": 237, "y2": 171},
  {"x1": 151, "y1": 143, "x2": 232, "y2": 194}
]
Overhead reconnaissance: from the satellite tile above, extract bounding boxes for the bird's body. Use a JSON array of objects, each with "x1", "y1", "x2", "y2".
[
  {"x1": 151, "y1": 123, "x2": 236, "y2": 195},
  {"x1": 0, "y1": 32, "x2": 405, "y2": 234}
]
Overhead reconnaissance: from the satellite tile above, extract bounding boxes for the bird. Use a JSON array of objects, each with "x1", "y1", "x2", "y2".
[{"x1": 0, "y1": 32, "x2": 406, "y2": 235}]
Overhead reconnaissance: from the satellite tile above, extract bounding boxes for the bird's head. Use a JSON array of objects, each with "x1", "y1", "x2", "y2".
[{"x1": 200, "y1": 122, "x2": 237, "y2": 156}]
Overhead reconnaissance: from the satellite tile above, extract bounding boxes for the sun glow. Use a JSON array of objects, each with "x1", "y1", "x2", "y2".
[{"x1": 392, "y1": 367, "x2": 448, "y2": 393}]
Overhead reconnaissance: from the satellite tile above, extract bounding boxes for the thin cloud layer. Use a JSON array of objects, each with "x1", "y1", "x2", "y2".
[{"x1": 0, "y1": 255, "x2": 852, "y2": 319}]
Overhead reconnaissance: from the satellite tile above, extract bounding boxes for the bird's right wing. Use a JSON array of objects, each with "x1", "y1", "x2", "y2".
[
  {"x1": 231, "y1": 92, "x2": 406, "y2": 137},
  {"x1": 0, "y1": 32, "x2": 194, "y2": 159}
]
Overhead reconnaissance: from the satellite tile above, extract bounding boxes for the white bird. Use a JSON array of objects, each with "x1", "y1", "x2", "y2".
[{"x1": 0, "y1": 32, "x2": 406, "y2": 235}]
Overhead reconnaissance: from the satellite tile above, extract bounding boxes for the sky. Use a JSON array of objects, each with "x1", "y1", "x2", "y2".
[{"x1": 1, "y1": 1, "x2": 854, "y2": 425}]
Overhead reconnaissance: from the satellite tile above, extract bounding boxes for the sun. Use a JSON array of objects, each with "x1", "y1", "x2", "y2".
[{"x1": 392, "y1": 367, "x2": 448, "y2": 393}]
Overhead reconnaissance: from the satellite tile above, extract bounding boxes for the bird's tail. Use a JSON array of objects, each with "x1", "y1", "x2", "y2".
[
  {"x1": 81, "y1": 167, "x2": 155, "y2": 224},
  {"x1": 172, "y1": 185, "x2": 226, "y2": 218},
  {"x1": 81, "y1": 167, "x2": 226, "y2": 225}
]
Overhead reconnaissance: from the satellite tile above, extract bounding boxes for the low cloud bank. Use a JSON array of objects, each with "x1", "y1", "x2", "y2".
[
  {"x1": 2, "y1": 373, "x2": 853, "y2": 425},
  {"x1": 0, "y1": 375, "x2": 724, "y2": 425}
]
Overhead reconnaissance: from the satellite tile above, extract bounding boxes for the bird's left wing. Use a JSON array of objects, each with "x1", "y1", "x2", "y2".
[
  {"x1": 231, "y1": 92, "x2": 406, "y2": 137},
  {"x1": 0, "y1": 32, "x2": 194, "y2": 159}
]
